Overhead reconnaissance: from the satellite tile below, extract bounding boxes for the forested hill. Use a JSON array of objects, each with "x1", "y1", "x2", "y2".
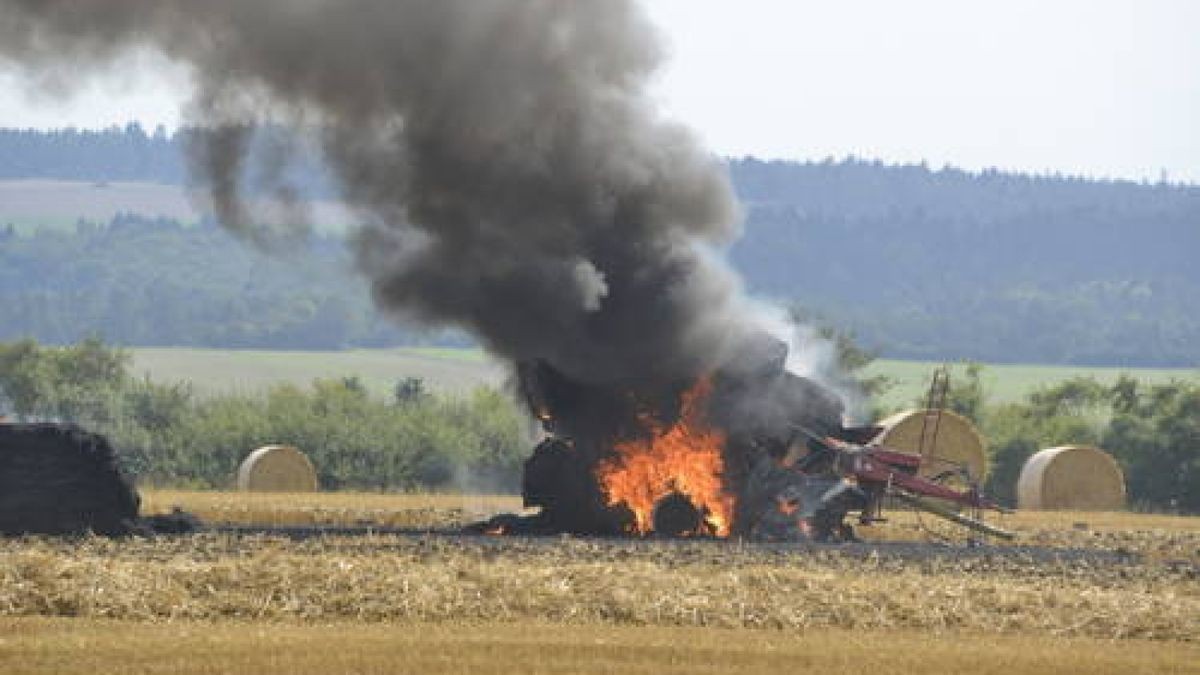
[
  {"x1": 0, "y1": 124, "x2": 185, "y2": 183},
  {"x1": 728, "y1": 158, "x2": 1200, "y2": 365},
  {"x1": 1, "y1": 126, "x2": 1198, "y2": 366}
]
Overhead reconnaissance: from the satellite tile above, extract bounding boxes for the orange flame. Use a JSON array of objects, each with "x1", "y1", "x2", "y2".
[{"x1": 594, "y1": 377, "x2": 734, "y2": 536}]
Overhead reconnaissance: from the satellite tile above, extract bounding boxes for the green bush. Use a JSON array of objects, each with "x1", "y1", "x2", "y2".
[
  {"x1": 0, "y1": 338, "x2": 527, "y2": 492},
  {"x1": 2, "y1": 338, "x2": 1195, "y2": 511},
  {"x1": 981, "y1": 376, "x2": 1198, "y2": 511}
]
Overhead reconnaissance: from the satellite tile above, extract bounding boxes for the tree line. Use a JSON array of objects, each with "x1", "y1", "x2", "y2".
[
  {"x1": 0, "y1": 338, "x2": 528, "y2": 491},
  {"x1": 0, "y1": 123, "x2": 185, "y2": 183},
  {"x1": 2, "y1": 126, "x2": 1199, "y2": 366},
  {"x1": 729, "y1": 158, "x2": 1200, "y2": 366},
  {"x1": 941, "y1": 364, "x2": 1198, "y2": 512},
  {"x1": 1, "y1": 338, "x2": 1195, "y2": 512},
  {"x1": 0, "y1": 213, "x2": 465, "y2": 349}
]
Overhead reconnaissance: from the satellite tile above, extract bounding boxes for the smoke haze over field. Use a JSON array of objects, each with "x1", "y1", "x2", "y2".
[{"x1": 0, "y1": 0, "x2": 748, "y2": 387}]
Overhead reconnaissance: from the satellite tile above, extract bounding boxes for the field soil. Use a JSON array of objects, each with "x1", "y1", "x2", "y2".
[
  {"x1": 140, "y1": 490, "x2": 1200, "y2": 562},
  {"x1": 0, "y1": 180, "x2": 355, "y2": 232},
  {"x1": 123, "y1": 347, "x2": 1199, "y2": 405},
  {"x1": 2, "y1": 618, "x2": 1196, "y2": 675},
  {"x1": 128, "y1": 347, "x2": 507, "y2": 397},
  {"x1": 863, "y1": 359, "x2": 1200, "y2": 410}
]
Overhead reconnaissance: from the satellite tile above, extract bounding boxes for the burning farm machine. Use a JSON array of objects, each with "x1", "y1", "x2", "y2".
[
  {"x1": 751, "y1": 368, "x2": 1014, "y2": 543},
  {"x1": 751, "y1": 421, "x2": 1014, "y2": 543},
  {"x1": 492, "y1": 338, "x2": 1014, "y2": 544}
]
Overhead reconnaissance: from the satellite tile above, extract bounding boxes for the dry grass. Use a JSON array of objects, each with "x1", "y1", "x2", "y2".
[
  {"x1": 2, "y1": 618, "x2": 1197, "y2": 675},
  {"x1": 3, "y1": 493, "x2": 1196, "y2": 673},
  {"x1": 863, "y1": 359, "x2": 1200, "y2": 411},
  {"x1": 128, "y1": 346, "x2": 505, "y2": 398},
  {"x1": 0, "y1": 532, "x2": 1195, "y2": 640},
  {"x1": 141, "y1": 489, "x2": 524, "y2": 529}
]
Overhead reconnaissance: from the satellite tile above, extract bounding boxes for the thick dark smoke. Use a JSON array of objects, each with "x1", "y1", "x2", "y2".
[{"x1": 0, "y1": 0, "x2": 746, "y2": 387}]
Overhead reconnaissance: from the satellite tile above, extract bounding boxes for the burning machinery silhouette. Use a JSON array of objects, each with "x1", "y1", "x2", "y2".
[{"x1": 480, "y1": 336, "x2": 1013, "y2": 542}]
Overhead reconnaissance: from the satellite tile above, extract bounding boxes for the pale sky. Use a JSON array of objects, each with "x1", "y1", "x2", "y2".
[{"x1": 1, "y1": 0, "x2": 1196, "y2": 182}]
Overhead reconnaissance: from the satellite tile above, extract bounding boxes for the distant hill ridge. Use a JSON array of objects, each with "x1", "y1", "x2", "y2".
[
  {"x1": 5, "y1": 124, "x2": 1197, "y2": 196},
  {"x1": 1, "y1": 125, "x2": 1197, "y2": 367}
]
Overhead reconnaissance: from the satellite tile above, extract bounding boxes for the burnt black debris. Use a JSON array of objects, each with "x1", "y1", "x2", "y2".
[{"x1": 0, "y1": 423, "x2": 204, "y2": 537}]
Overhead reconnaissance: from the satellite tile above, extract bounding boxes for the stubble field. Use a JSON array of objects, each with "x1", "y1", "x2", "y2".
[{"x1": 1, "y1": 491, "x2": 1197, "y2": 674}]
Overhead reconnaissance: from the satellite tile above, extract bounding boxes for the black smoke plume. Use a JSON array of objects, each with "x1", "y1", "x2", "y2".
[{"x1": 0, "y1": 0, "x2": 747, "y2": 388}]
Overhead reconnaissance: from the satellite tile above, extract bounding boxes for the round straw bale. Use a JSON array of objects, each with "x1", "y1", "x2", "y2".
[
  {"x1": 1017, "y1": 446, "x2": 1125, "y2": 510},
  {"x1": 874, "y1": 409, "x2": 988, "y2": 483},
  {"x1": 236, "y1": 445, "x2": 318, "y2": 492}
]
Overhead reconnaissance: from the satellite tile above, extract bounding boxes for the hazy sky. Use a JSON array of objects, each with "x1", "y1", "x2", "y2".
[{"x1": 1, "y1": 0, "x2": 1196, "y2": 181}]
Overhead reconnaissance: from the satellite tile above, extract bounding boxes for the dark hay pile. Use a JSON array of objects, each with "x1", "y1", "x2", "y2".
[{"x1": 0, "y1": 423, "x2": 141, "y2": 536}]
